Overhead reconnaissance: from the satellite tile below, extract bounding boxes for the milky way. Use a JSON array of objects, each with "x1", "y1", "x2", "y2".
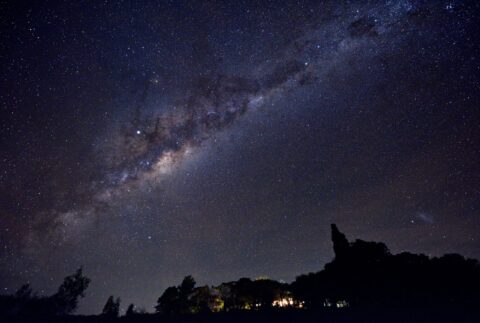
[
  {"x1": 34, "y1": 0, "x2": 415, "y2": 242},
  {"x1": 1, "y1": 0, "x2": 479, "y2": 314}
]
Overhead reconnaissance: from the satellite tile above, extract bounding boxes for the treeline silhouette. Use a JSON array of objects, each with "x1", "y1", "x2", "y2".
[
  {"x1": 2, "y1": 224, "x2": 479, "y2": 322},
  {"x1": 0, "y1": 268, "x2": 90, "y2": 319}
]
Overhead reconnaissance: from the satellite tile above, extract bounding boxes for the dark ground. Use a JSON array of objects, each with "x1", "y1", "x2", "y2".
[{"x1": 6, "y1": 307, "x2": 480, "y2": 323}]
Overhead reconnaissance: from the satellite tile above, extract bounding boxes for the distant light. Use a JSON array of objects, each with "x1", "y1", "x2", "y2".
[
  {"x1": 136, "y1": 130, "x2": 141, "y2": 135},
  {"x1": 272, "y1": 297, "x2": 295, "y2": 307}
]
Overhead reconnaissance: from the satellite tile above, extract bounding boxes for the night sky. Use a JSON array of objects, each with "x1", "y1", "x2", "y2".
[{"x1": 1, "y1": 0, "x2": 480, "y2": 314}]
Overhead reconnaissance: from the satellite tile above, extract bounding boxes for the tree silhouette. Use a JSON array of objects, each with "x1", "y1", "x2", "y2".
[
  {"x1": 189, "y1": 285, "x2": 225, "y2": 313},
  {"x1": 232, "y1": 278, "x2": 255, "y2": 309},
  {"x1": 190, "y1": 286, "x2": 214, "y2": 313},
  {"x1": 217, "y1": 282, "x2": 236, "y2": 311},
  {"x1": 292, "y1": 223, "x2": 480, "y2": 313},
  {"x1": 155, "y1": 275, "x2": 197, "y2": 315},
  {"x1": 14, "y1": 284, "x2": 33, "y2": 300},
  {"x1": 125, "y1": 303, "x2": 136, "y2": 316},
  {"x1": 102, "y1": 295, "x2": 120, "y2": 317},
  {"x1": 2, "y1": 224, "x2": 480, "y2": 321},
  {"x1": 52, "y1": 267, "x2": 91, "y2": 315},
  {"x1": 331, "y1": 224, "x2": 349, "y2": 260},
  {"x1": 251, "y1": 279, "x2": 284, "y2": 309},
  {"x1": 179, "y1": 275, "x2": 196, "y2": 298},
  {"x1": 155, "y1": 286, "x2": 180, "y2": 314},
  {"x1": 178, "y1": 275, "x2": 196, "y2": 314},
  {"x1": 0, "y1": 267, "x2": 90, "y2": 318}
]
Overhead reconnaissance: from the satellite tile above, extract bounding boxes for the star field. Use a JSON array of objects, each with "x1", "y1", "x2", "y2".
[{"x1": 1, "y1": 0, "x2": 480, "y2": 314}]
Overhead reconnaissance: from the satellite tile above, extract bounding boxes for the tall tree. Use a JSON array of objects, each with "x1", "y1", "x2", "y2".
[
  {"x1": 331, "y1": 224, "x2": 349, "y2": 260},
  {"x1": 178, "y1": 275, "x2": 196, "y2": 314},
  {"x1": 179, "y1": 276, "x2": 196, "y2": 298},
  {"x1": 52, "y1": 267, "x2": 90, "y2": 315},
  {"x1": 125, "y1": 303, "x2": 136, "y2": 316},
  {"x1": 102, "y1": 295, "x2": 120, "y2": 317}
]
